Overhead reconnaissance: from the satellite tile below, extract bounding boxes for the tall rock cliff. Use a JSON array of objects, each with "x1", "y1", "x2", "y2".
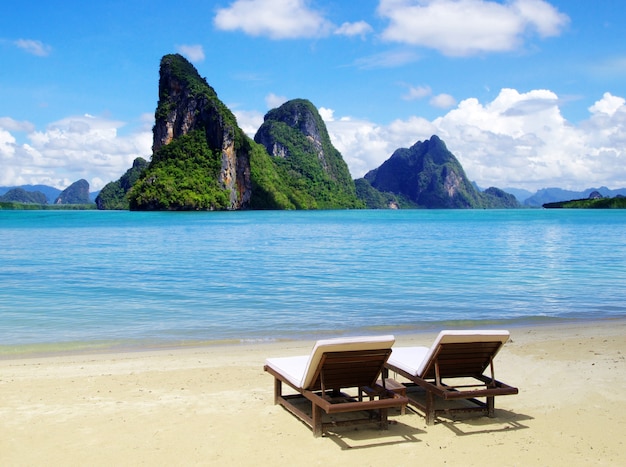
[
  {"x1": 55, "y1": 179, "x2": 91, "y2": 205},
  {"x1": 360, "y1": 136, "x2": 518, "y2": 209},
  {"x1": 129, "y1": 54, "x2": 251, "y2": 210},
  {"x1": 117, "y1": 54, "x2": 362, "y2": 211},
  {"x1": 254, "y1": 99, "x2": 362, "y2": 209}
]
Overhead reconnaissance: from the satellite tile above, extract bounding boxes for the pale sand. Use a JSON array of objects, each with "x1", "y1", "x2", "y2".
[{"x1": 1, "y1": 320, "x2": 625, "y2": 466}]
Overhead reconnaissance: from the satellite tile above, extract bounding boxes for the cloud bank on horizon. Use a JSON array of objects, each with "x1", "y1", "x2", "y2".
[{"x1": 1, "y1": 0, "x2": 625, "y2": 193}]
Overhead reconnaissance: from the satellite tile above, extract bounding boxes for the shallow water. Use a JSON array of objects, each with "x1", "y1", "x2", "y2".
[{"x1": 1, "y1": 209, "x2": 625, "y2": 354}]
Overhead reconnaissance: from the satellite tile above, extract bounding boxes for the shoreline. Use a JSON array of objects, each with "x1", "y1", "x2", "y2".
[
  {"x1": 2, "y1": 315, "x2": 623, "y2": 360},
  {"x1": 1, "y1": 318, "x2": 625, "y2": 465}
]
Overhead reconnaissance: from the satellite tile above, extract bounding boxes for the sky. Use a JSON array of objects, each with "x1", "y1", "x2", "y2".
[{"x1": 1, "y1": 0, "x2": 626, "y2": 193}]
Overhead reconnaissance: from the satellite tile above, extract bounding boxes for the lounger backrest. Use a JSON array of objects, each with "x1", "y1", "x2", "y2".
[
  {"x1": 301, "y1": 335, "x2": 395, "y2": 390},
  {"x1": 417, "y1": 330, "x2": 509, "y2": 379}
]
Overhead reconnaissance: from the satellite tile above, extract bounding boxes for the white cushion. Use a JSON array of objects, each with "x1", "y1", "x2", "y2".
[
  {"x1": 388, "y1": 330, "x2": 510, "y2": 377},
  {"x1": 265, "y1": 335, "x2": 395, "y2": 389},
  {"x1": 265, "y1": 355, "x2": 309, "y2": 388},
  {"x1": 387, "y1": 346, "x2": 429, "y2": 377}
]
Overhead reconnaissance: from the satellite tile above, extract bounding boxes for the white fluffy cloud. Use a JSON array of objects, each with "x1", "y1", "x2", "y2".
[
  {"x1": 430, "y1": 93, "x2": 457, "y2": 109},
  {"x1": 0, "y1": 127, "x2": 17, "y2": 159},
  {"x1": 317, "y1": 107, "x2": 335, "y2": 121},
  {"x1": 321, "y1": 89, "x2": 626, "y2": 191},
  {"x1": 588, "y1": 92, "x2": 625, "y2": 117},
  {"x1": 322, "y1": 114, "x2": 436, "y2": 180},
  {"x1": 176, "y1": 44, "x2": 205, "y2": 63},
  {"x1": 401, "y1": 85, "x2": 457, "y2": 109},
  {"x1": 14, "y1": 39, "x2": 52, "y2": 57},
  {"x1": 233, "y1": 110, "x2": 265, "y2": 138},
  {"x1": 378, "y1": 0, "x2": 569, "y2": 56},
  {"x1": 214, "y1": 0, "x2": 332, "y2": 39},
  {"x1": 334, "y1": 21, "x2": 373, "y2": 38},
  {"x1": 402, "y1": 85, "x2": 432, "y2": 100},
  {"x1": 265, "y1": 92, "x2": 288, "y2": 109},
  {"x1": 0, "y1": 115, "x2": 152, "y2": 191},
  {"x1": 0, "y1": 117, "x2": 35, "y2": 133}
]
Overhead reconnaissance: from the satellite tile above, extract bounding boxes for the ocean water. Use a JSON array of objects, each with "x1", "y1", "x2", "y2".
[{"x1": 1, "y1": 209, "x2": 625, "y2": 355}]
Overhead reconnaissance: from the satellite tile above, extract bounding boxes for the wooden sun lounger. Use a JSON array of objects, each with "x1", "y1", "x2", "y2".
[
  {"x1": 384, "y1": 330, "x2": 518, "y2": 425},
  {"x1": 264, "y1": 335, "x2": 409, "y2": 437}
]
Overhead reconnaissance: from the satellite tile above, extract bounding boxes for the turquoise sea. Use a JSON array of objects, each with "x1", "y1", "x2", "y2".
[{"x1": 1, "y1": 209, "x2": 625, "y2": 355}]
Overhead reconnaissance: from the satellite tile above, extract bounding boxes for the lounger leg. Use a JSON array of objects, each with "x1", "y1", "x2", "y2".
[
  {"x1": 273, "y1": 378, "x2": 282, "y2": 405},
  {"x1": 312, "y1": 404, "x2": 323, "y2": 438},
  {"x1": 379, "y1": 408, "x2": 389, "y2": 430},
  {"x1": 425, "y1": 391, "x2": 436, "y2": 426},
  {"x1": 487, "y1": 396, "x2": 495, "y2": 417}
]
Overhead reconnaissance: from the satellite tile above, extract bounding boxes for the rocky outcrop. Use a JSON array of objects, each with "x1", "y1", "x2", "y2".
[
  {"x1": 255, "y1": 99, "x2": 328, "y2": 168},
  {"x1": 131, "y1": 54, "x2": 251, "y2": 210},
  {"x1": 122, "y1": 55, "x2": 364, "y2": 211},
  {"x1": 359, "y1": 136, "x2": 519, "y2": 209},
  {"x1": 254, "y1": 99, "x2": 362, "y2": 209},
  {"x1": 482, "y1": 187, "x2": 520, "y2": 208},
  {"x1": 362, "y1": 136, "x2": 478, "y2": 208},
  {"x1": 55, "y1": 179, "x2": 90, "y2": 204}
]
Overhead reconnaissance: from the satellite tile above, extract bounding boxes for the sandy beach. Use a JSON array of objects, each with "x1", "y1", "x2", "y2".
[{"x1": 1, "y1": 319, "x2": 624, "y2": 466}]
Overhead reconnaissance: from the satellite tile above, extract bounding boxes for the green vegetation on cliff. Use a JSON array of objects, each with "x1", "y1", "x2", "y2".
[
  {"x1": 360, "y1": 136, "x2": 519, "y2": 209},
  {"x1": 128, "y1": 54, "x2": 335, "y2": 211},
  {"x1": 96, "y1": 158, "x2": 148, "y2": 210},
  {"x1": 354, "y1": 179, "x2": 417, "y2": 209},
  {"x1": 0, "y1": 187, "x2": 47, "y2": 204},
  {"x1": 129, "y1": 54, "x2": 249, "y2": 211},
  {"x1": 255, "y1": 99, "x2": 363, "y2": 209},
  {"x1": 129, "y1": 130, "x2": 231, "y2": 210},
  {"x1": 248, "y1": 140, "x2": 300, "y2": 209},
  {"x1": 154, "y1": 55, "x2": 240, "y2": 141},
  {"x1": 0, "y1": 202, "x2": 95, "y2": 210},
  {"x1": 54, "y1": 179, "x2": 91, "y2": 205},
  {"x1": 481, "y1": 187, "x2": 520, "y2": 208}
]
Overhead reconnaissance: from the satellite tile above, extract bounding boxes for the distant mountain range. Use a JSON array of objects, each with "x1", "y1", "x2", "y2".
[
  {"x1": 0, "y1": 184, "x2": 100, "y2": 204},
  {"x1": 0, "y1": 184, "x2": 62, "y2": 203},
  {"x1": 520, "y1": 186, "x2": 626, "y2": 207}
]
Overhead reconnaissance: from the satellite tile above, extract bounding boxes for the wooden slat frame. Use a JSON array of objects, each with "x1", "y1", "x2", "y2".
[
  {"x1": 385, "y1": 341, "x2": 518, "y2": 425},
  {"x1": 264, "y1": 348, "x2": 408, "y2": 437}
]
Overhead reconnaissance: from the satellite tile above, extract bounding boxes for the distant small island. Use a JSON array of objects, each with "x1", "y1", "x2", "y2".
[
  {"x1": 0, "y1": 179, "x2": 96, "y2": 210},
  {"x1": 0, "y1": 202, "x2": 96, "y2": 210},
  {"x1": 543, "y1": 191, "x2": 626, "y2": 209}
]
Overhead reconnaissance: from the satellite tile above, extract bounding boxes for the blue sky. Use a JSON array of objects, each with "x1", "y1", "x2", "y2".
[{"x1": 1, "y1": 0, "x2": 626, "y2": 192}]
